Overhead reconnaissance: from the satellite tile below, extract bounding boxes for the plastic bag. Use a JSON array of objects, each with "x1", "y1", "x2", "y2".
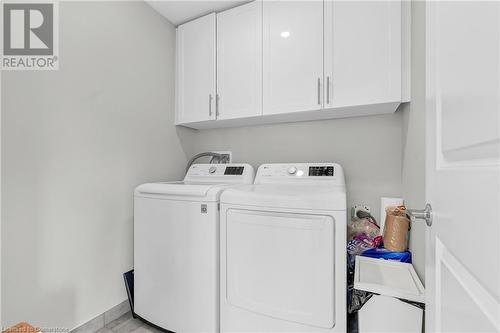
[
  {"x1": 347, "y1": 283, "x2": 373, "y2": 314},
  {"x1": 347, "y1": 252, "x2": 372, "y2": 314},
  {"x1": 361, "y1": 247, "x2": 412, "y2": 263},
  {"x1": 348, "y1": 217, "x2": 380, "y2": 241},
  {"x1": 346, "y1": 212, "x2": 381, "y2": 315},
  {"x1": 347, "y1": 234, "x2": 374, "y2": 256}
]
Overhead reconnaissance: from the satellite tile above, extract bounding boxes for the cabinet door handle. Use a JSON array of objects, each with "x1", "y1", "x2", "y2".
[
  {"x1": 216, "y1": 94, "x2": 220, "y2": 117},
  {"x1": 209, "y1": 94, "x2": 213, "y2": 117},
  {"x1": 317, "y1": 78, "x2": 321, "y2": 105},
  {"x1": 327, "y1": 76, "x2": 330, "y2": 105}
]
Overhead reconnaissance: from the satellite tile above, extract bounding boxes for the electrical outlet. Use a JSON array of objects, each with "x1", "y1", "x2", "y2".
[
  {"x1": 212, "y1": 151, "x2": 232, "y2": 163},
  {"x1": 352, "y1": 204, "x2": 371, "y2": 218}
]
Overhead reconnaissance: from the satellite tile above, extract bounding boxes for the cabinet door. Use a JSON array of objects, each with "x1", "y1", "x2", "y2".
[
  {"x1": 263, "y1": 1, "x2": 324, "y2": 115},
  {"x1": 176, "y1": 13, "x2": 216, "y2": 124},
  {"x1": 217, "y1": 1, "x2": 262, "y2": 120},
  {"x1": 324, "y1": 1, "x2": 401, "y2": 108}
]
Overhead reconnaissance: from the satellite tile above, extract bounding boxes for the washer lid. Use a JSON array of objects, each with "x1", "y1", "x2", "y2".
[
  {"x1": 354, "y1": 256, "x2": 425, "y2": 303},
  {"x1": 135, "y1": 182, "x2": 228, "y2": 202},
  {"x1": 220, "y1": 184, "x2": 346, "y2": 211}
]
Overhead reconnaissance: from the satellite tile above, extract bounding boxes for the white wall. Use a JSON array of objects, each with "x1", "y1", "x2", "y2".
[
  {"x1": 183, "y1": 112, "x2": 404, "y2": 220},
  {"x1": 402, "y1": 0, "x2": 426, "y2": 280},
  {"x1": 1, "y1": 2, "x2": 189, "y2": 329}
]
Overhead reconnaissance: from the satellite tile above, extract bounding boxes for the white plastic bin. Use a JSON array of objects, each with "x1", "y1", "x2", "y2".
[{"x1": 354, "y1": 256, "x2": 425, "y2": 333}]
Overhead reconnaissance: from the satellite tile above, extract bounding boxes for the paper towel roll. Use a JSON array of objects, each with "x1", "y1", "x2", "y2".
[{"x1": 380, "y1": 197, "x2": 405, "y2": 234}]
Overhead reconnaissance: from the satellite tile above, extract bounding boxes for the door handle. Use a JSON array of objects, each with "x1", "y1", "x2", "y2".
[
  {"x1": 209, "y1": 94, "x2": 213, "y2": 117},
  {"x1": 408, "y1": 204, "x2": 433, "y2": 227},
  {"x1": 317, "y1": 78, "x2": 321, "y2": 105},
  {"x1": 326, "y1": 76, "x2": 330, "y2": 105},
  {"x1": 216, "y1": 94, "x2": 220, "y2": 117}
]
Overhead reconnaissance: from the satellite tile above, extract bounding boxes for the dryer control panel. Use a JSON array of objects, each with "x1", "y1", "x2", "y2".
[{"x1": 255, "y1": 163, "x2": 345, "y2": 186}]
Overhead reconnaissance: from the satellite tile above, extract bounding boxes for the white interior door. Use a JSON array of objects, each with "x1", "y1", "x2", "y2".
[
  {"x1": 217, "y1": 1, "x2": 262, "y2": 120},
  {"x1": 426, "y1": 2, "x2": 500, "y2": 332},
  {"x1": 176, "y1": 13, "x2": 216, "y2": 124},
  {"x1": 263, "y1": 1, "x2": 324, "y2": 115}
]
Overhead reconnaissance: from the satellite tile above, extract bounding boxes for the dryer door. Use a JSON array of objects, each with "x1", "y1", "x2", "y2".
[{"x1": 225, "y1": 209, "x2": 335, "y2": 328}]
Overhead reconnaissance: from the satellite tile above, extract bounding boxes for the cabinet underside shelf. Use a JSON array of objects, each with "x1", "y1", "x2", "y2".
[{"x1": 177, "y1": 101, "x2": 402, "y2": 130}]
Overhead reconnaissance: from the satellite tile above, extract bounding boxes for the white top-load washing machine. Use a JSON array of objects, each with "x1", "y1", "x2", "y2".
[
  {"x1": 134, "y1": 163, "x2": 255, "y2": 333},
  {"x1": 220, "y1": 163, "x2": 347, "y2": 332}
]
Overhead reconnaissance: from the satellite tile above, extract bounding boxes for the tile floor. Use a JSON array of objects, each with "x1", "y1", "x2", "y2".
[
  {"x1": 96, "y1": 312, "x2": 165, "y2": 333},
  {"x1": 92, "y1": 311, "x2": 355, "y2": 333}
]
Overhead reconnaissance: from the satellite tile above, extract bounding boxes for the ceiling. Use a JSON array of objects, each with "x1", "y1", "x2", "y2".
[{"x1": 146, "y1": 1, "x2": 250, "y2": 26}]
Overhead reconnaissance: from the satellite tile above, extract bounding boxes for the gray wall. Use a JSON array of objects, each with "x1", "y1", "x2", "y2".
[
  {"x1": 1, "y1": 2, "x2": 189, "y2": 329},
  {"x1": 183, "y1": 112, "x2": 404, "y2": 222},
  {"x1": 402, "y1": 0, "x2": 426, "y2": 280}
]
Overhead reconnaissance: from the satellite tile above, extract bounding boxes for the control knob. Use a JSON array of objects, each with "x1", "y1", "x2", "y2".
[{"x1": 287, "y1": 166, "x2": 297, "y2": 175}]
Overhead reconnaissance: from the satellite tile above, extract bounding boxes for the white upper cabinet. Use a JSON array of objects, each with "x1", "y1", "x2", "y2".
[
  {"x1": 176, "y1": 13, "x2": 216, "y2": 124},
  {"x1": 217, "y1": 1, "x2": 262, "y2": 120},
  {"x1": 174, "y1": 1, "x2": 408, "y2": 129},
  {"x1": 262, "y1": 1, "x2": 324, "y2": 115},
  {"x1": 324, "y1": 1, "x2": 402, "y2": 108}
]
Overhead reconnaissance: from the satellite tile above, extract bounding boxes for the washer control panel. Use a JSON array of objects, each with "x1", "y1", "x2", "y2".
[
  {"x1": 309, "y1": 166, "x2": 334, "y2": 177},
  {"x1": 185, "y1": 164, "x2": 255, "y2": 184},
  {"x1": 224, "y1": 166, "x2": 245, "y2": 175}
]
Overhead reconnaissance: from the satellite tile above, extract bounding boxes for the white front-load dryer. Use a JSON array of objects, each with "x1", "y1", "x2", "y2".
[
  {"x1": 220, "y1": 163, "x2": 347, "y2": 332},
  {"x1": 134, "y1": 163, "x2": 254, "y2": 333}
]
